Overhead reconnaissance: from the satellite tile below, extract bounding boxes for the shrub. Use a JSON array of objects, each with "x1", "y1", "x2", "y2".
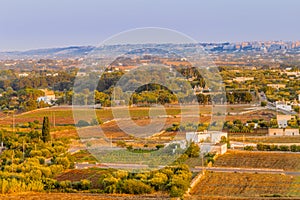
[
  {"x1": 121, "y1": 179, "x2": 153, "y2": 194},
  {"x1": 244, "y1": 146, "x2": 254, "y2": 151},
  {"x1": 76, "y1": 120, "x2": 90, "y2": 127}
]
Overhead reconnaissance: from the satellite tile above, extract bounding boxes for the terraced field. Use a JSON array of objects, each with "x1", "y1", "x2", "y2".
[
  {"x1": 190, "y1": 172, "x2": 300, "y2": 198},
  {"x1": 214, "y1": 150, "x2": 300, "y2": 171}
]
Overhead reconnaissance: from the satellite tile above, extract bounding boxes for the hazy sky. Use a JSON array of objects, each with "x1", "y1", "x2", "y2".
[{"x1": 1, "y1": 0, "x2": 300, "y2": 51}]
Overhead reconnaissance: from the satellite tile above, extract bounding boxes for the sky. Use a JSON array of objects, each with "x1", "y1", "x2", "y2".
[{"x1": 1, "y1": 0, "x2": 300, "y2": 51}]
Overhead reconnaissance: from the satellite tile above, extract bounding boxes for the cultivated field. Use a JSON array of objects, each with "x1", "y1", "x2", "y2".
[
  {"x1": 0, "y1": 104, "x2": 261, "y2": 126},
  {"x1": 0, "y1": 193, "x2": 169, "y2": 200},
  {"x1": 189, "y1": 172, "x2": 300, "y2": 198},
  {"x1": 214, "y1": 150, "x2": 300, "y2": 171},
  {"x1": 55, "y1": 168, "x2": 110, "y2": 188},
  {"x1": 230, "y1": 136, "x2": 300, "y2": 143}
]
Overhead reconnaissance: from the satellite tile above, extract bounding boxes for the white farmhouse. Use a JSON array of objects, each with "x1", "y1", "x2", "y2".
[
  {"x1": 186, "y1": 131, "x2": 228, "y2": 155},
  {"x1": 200, "y1": 143, "x2": 227, "y2": 155},
  {"x1": 18, "y1": 73, "x2": 29, "y2": 77},
  {"x1": 275, "y1": 102, "x2": 292, "y2": 112},
  {"x1": 276, "y1": 115, "x2": 293, "y2": 128},
  {"x1": 37, "y1": 89, "x2": 56, "y2": 105},
  {"x1": 186, "y1": 131, "x2": 227, "y2": 143}
]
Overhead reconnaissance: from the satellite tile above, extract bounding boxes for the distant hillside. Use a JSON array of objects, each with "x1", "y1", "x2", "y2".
[
  {"x1": 0, "y1": 46, "x2": 95, "y2": 59},
  {"x1": 2, "y1": 41, "x2": 300, "y2": 60}
]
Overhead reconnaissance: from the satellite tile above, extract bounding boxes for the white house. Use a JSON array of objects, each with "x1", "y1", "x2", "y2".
[
  {"x1": 186, "y1": 131, "x2": 228, "y2": 155},
  {"x1": 277, "y1": 115, "x2": 293, "y2": 128},
  {"x1": 37, "y1": 89, "x2": 56, "y2": 105},
  {"x1": 233, "y1": 77, "x2": 254, "y2": 82},
  {"x1": 186, "y1": 131, "x2": 227, "y2": 144},
  {"x1": 37, "y1": 96, "x2": 56, "y2": 105},
  {"x1": 267, "y1": 84, "x2": 286, "y2": 89},
  {"x1": 18, "y1": 73, "x2": 29, "y2": 77},
  {"x1": 165, "y1": 140, "x2": 187, "y2": 149},
  {"x1": 200, "y1": 143, "x2": 227, "y2": 155},
  {"x1": 276, "y1": 102, "x2": 292, "y2": 112}
]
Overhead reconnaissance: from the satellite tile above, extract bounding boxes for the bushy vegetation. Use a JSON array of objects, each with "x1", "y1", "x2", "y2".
[
  {"x1": 0, "y1": 122, "x2": 73, "y2": 194},
  {"x1": 256, "y1": 143, "x2": 300, "y2": 152},
  {"x1": 98, "y1": 164, "x2": 191, "y2": 197}
]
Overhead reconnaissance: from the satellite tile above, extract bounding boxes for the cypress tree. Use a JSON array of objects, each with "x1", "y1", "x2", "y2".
[{"x1": 42, "y1": 116, "x2": 51, "y2": 142}]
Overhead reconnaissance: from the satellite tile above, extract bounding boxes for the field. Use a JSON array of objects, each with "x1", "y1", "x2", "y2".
[
  {"x1": 189, "y1": 172, "x2": 300, "y2": 198},
  {"x1": 0, "y1": 104, "x2": 261, "y2": 125},
  {"x1": 71, "y1": 150, "x2": 98, "y2": 163},
  {"x1": 214, "y1": 150, "x2": 300, "y2": 171},
  {"x1": 0, "y1": 193, "x2": 169, "y2": 200},
  {"x1": 0, "y1": 105, "x2": 277, "y2": 151},
  {"x1": 184, "y1": 157, "x2": 204, "y2": 168},
  {"x1": 55, "y1": 168, "x2": 111, "y2": 188},
  {"x1": 230, "y1": 136, "x2": 300, "y2": 143}
]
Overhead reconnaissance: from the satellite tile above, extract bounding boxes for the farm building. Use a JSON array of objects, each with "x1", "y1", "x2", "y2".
[
  {"x1": 275, "y1": 102, "x2": 293, "y2": 112},
  {"x1": 164, "y1": 140, "x2": 187, "y2": 149},
  {"x1": 267, "y1": 84, "x2": 286, "y2": 89},
  {"x1": 186, "y1": 131, "x2": 228, "y2": 155},
  {"x1": 268, "y1": 128, "x2": 299, "y2": 136},
  {"x1": 186, "y1": 131, "x2": 227, "y2": 143},
  {"x1": 37, "y1": 89, "x2": 56, "y2": 105},
  {"x1": 276, "y1": 115, "x2": 293, "y2": 128},
  {"x1": 233, "y1": 77, "x2": 254, "y2": 82},
  {"x1": 200, "y1": 143, "x2": 227, "y2": 155}
]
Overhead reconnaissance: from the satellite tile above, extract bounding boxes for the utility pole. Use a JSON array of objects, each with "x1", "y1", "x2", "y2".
[
  {"x1": 53, "y1": 111, "x2": 56, "y2": 127},
  {"x1": 110, "y1": 134, "x2": 113, "y2": 148},
  {"x1": 22, "y1": 139, "x2": 25, "y2": 160},
  {"x1": 12, "y1": 111, "x2": 15, "y2": 133},
  {"x1": 11, "y1": 150, "x2": 14, "y2": 172},
  {"x1": 201, "y1": 152, "x2": 204, "y2": 175}
]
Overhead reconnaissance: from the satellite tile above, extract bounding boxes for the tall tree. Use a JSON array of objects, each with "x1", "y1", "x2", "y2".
[{"x1": 42, "y1": 116, "x2": 51, "y2": 142}]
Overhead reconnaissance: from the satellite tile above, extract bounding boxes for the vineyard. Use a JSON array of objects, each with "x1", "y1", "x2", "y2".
[
  {"x1": 190, "y1": 172, "x2": 300, "y2": 198},
  {"x1": 0, "y1": 193, "x2": 169, "y2": 200},
  {"x1": 55, "y1": 168, "x2": 111, "y2": 188},
  {"x1": 71, "y1": 150, "x2": 98, "y2": 163},
  {"x1": 230, "y1": 135, "x2": 300, "y2": 143},
  {"x1": 214, "y1": 150, "x2": 300, "y2": 171}
]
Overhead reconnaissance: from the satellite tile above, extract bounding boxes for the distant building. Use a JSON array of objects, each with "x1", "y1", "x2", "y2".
[
  {"x1": 186, "y1": 131, "x2": 228, "y2": 155},
  {"x1": 200, "y1": 143, "x2": 227, "y2": 155},
  {"x1": 77, "y1": 72, "x2": 87, "y2": 77},
  {"x1": 18, "y1": 73, "x2": 29, "y2": 77},
  {"x1": 267, "y1": 84, "x2": 286, "y2": 89},
  {"x1": 233, "y1": 77, "x2": 254, "y2": 82},
  {"x1": 268, "y1": 128, "x2": 299, "y2": 136},
  {"x1": 284, "y1": 71, "x2": 300, "y2": 77},
  {"x1": 37, "y1": 89, "x2": 56, "y2": 105},
  {"x1": 275, "y1": 102, "x2": 292, "y2": 112},
  {"x1": 165, "y1": 140, "x2": 187, "y2": 149},
  {"x1": 186, "y1": 131, "x2": 227, "y2": 143},
  {"x1": 276, "y1": 115, "x2": 293, "y2": 128}
]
